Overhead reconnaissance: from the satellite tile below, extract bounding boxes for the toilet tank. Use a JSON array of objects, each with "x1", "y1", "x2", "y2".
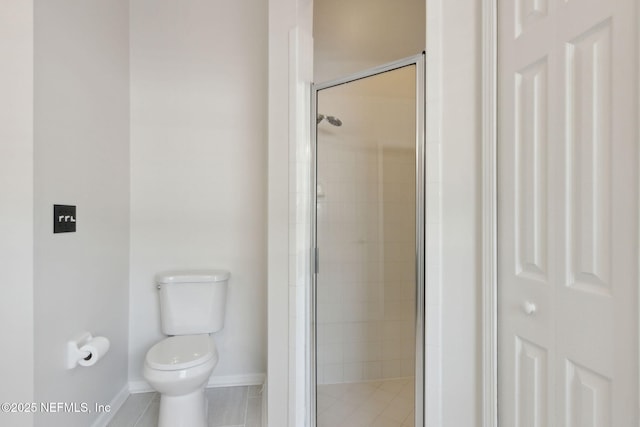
[{"x1": 156, "y1": 270, "x2": 230, "y2": 335}]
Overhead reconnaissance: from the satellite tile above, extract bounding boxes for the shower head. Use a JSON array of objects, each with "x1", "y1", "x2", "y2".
[
  {"x1": 326, "y1": 116, "x2": 342, "y2": 126},
  {"x1": 317, "y1": 114, "x2": 342, "y2": 127}
]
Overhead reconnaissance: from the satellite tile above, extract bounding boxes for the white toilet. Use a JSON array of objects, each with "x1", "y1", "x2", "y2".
[{"x1": 143, "y1": 270, "x2": 230, "y2": 427}]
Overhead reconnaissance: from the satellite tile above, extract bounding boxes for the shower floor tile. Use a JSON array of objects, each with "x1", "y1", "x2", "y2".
[{"x1": 317, "y1": 378, "x2": 415, "y2": 427}]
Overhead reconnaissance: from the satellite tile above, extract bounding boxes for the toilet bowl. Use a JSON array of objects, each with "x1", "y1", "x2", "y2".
[
  {"x1": 143, "y1": 270, "x2": 230, "y2": 426},
  {"x1": 144, "y1": 334, "x2": 219, "y2": 427}
]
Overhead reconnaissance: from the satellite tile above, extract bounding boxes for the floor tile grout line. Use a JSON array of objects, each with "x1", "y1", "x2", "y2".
[
  {"x1": 241, "y1": 387, "x2": 250, "y2": 427},
  {"x1": 132, "y1": 392, "x2": 156, "y2": 427}
]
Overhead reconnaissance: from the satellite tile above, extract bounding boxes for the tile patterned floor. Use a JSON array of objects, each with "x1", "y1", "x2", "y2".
[
  {"x1": 107, "y1": 385, "x2": 263, "y2": 427},
  {"x1": 317, "y1": 378, "x2": 415, "y2": 427}
]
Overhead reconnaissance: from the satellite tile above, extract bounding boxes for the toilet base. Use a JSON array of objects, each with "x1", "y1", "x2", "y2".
[{"x1": 158, "y1": 389, "x2": 208, "y2": 427}]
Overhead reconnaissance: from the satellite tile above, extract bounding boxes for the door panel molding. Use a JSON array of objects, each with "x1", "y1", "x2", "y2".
[
  {"x1": 515, "y1": 336, "x2": 548, "y2": 427},
  {"x1": 514, "y1": 57, "x2": 549, "y2": 283},
  {"x1": 565, "y1": 359, "x2": 612, "y2": 427},
  {"x1": 564, "y1": 19, "x2": 613, "y2": 296}
]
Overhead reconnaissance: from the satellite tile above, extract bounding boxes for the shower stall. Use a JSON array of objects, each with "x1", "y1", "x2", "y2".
[{"x1": 311, "y1": 54, "x2": 425, "y2": 427}]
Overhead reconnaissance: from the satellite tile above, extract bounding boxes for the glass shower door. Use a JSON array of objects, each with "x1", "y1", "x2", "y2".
[{"x1": 313, "y1": 56, "x2": 424, "y2": 427}]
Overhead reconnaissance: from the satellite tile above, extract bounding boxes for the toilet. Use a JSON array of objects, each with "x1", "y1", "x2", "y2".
[{"x1": 143, "y1": 270, "x2": 230, "y2": 427}]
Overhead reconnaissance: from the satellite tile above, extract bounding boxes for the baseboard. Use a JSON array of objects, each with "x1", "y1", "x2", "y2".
[
  {"x1": 90, "y1": 383, "x2": 129, "y2": 427},
  {"x1": 207, "y1": 373, "x2": 266, "y2": 388},
  {"x1": 128, "y1": 379, "x2": 155, "y2": 394},
  {"x1": 128, "y1": 373, "x2": 267, "y2": 394}
]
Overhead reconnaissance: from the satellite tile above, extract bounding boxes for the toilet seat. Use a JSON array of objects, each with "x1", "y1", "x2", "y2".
[{"x1": 146, "y1": 334, "x2": 217, "y2": 371}]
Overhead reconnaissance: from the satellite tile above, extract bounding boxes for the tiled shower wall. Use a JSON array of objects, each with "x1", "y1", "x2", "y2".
[
  {"x1": 316, "y1": 99, "x2": 416, "y2": 384},
  {"x1": 381, "y1": 147, "x2": 416, "y2": 378}
]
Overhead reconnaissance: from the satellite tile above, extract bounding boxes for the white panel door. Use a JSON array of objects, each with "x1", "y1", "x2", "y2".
[{"x1": 498, "y1": 0, "x2": 639, "y2": 425}]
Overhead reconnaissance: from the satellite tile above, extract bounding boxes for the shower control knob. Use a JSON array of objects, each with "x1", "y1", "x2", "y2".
[{"x1": 523, "y1": 301, "x2": 537, "y2": 315}]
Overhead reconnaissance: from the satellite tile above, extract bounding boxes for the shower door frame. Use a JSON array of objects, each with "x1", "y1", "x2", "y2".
[{"x1": 309, "y1": 53, "x2": 426, "y2": 427}]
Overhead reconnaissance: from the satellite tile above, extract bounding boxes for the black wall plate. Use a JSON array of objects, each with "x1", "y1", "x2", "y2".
[{"x1": 54, "y1": 205, "x2": 76, "y2": 233}]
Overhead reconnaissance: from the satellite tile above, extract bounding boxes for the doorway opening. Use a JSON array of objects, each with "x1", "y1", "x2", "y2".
[{"x1": 310, "y1": 54, "x2": 426, "y2": 427}]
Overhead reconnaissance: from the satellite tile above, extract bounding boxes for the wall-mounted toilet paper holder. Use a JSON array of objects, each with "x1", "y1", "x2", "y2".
[{"x1": 66, "y1": 332, "x2": 110, "y2": 369}]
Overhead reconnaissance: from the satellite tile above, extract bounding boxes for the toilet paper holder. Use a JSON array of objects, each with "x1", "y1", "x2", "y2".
[{"x1": 66, "y1": 332, "x2": 109, "y2": 369}]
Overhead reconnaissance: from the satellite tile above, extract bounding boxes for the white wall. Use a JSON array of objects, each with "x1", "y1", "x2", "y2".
[
  {"x1": 32, "y1": 1, "x2": 130, "y2": 426},
  {"x1": 267, "y1": 0, "x2": 314, "y2": 425},
  {"x1": 0, "y1": 1, "x2": 34, "y2": 426},
  {"x1": 428, "y1": 0, "x2": 482, "y2": 425},
  {"x1": 129, "y1": 0, "x2": 268, "y2": 387},
  {"x1": 313, "y1": 0, "x2": 425, "y2": 82}
]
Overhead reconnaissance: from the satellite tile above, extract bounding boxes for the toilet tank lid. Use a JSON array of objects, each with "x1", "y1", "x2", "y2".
[{"x1": 156, "y1": 270, "x2": 230, "y2": 284}]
